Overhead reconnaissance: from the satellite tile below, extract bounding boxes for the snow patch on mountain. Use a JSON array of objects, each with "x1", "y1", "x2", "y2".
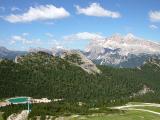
[{"x1": 85, "y1": 33, "x2": 160, "y2": 67}]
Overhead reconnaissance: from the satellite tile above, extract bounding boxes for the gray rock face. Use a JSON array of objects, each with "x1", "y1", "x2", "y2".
[
  {"x1": 1, "y1": 32, "x2": 160, "y2": 69},
  {"x1": 84, "y1": 34, "x2": 160, "y2": 68},
  {"x1": 59, "y1": 50, "x2": 101, "y2": 74}
]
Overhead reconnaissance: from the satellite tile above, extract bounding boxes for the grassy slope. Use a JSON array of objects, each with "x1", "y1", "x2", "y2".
[
  {"x1": 0, "y1": 113, "x2": 3, "y2": 120},
  {"x1": 68, "y1": 111, "x2": 160, "y2": 120},
  {"x1": 86, "y1": 111, "x2": 160, "y2": 120},
  {"x1": 125, "y1": 102, "x2": 160, "y2": 112},
  {"x1": 59, "y1": 102, "x2": 160, "y2": 120},
  {"x1": 56, "y1": 111, "x2": 160, "y2": 120},
  {"x1": 130, "y1": 106, "x2": 160, "y2": 113}
]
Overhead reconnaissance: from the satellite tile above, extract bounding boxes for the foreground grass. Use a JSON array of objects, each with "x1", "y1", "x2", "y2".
[
  {"x1": 87, "y1": 111, "x2": 160, "y2": 120},
  {"x1": 66, "y1": 110, "x2": 160, "y2": 120},
  {"x1": 130, "y1": 106, "x2": 160, "y2": 113},
  {"x1": 57, "y1": 102, "x2": 160, "y2": 120},
  {"x1": 127, "y1": 102, "x2": 145, "y2": 105},
  {"x1": 0, "y1": 113, "x2": 3, "y2": 120},
  {"x1": 1, "y1": 102, "x2": 160, "y2": 120},
  {"x1": 119, "y1": 102, "x2": 160, "y2": 113}
]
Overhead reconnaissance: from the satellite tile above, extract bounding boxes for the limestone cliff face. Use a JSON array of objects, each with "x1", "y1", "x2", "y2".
[
  {"x1": 60, "y1": 50, "x2": 101, "y2": 74},
  {"x1": 85, "y1": 34, "x2": 160, "y2": 68}
]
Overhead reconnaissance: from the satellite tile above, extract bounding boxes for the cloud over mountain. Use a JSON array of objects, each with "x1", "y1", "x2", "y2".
[
  {"x1": 4, "y1": 4, "x2": 70, "y2": 23},
  {"x1": 63, "y1": 32, "x2": 104, "y2": 41},
  {"x1": 10, "y1": 34, "x2": 41, "y2": 45},
  {"x1": 149, "y1": 24, "x2": 158, "y2": 29},
  {"x1": 149, "y1": 10, "x2": 160, "y2": 22},
  {"x1": 75, "y1": 3, "x2": 121, "y2": 18}
]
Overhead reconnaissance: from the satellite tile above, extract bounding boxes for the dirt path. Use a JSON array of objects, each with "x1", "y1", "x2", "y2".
[
  {"x1": 110, "y1": 103, "x2": 160, "y2": 116},
  {"x1": 111, "y1": 103, "x2": 160, "y2": 109},
  {"x1": 125, "y1": 108, "x2": 160, "y2": 115}
]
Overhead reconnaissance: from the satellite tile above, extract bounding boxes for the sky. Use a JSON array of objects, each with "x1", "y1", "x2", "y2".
[{"x1": 0, "y1": 0, "x2": 160, "y2": 50}]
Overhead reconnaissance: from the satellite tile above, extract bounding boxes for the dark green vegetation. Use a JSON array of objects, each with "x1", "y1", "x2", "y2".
[
  {"x1": 0, "y1": 102, "x2": 121, "y2": 120},
  {"x1": 0, "y1": 52, "x2": 160, "y2": 103},
  {"x1": 28, "y1": 101, "x2": 121, "y2": 119},
  {"x1": 0, "y1": 52, "x2": 160, "y2": 102},
  {"x1": 0, "y1": 112, "x2": 3, "y2": 120},
  {"x1": 0, "y1": 52, "x2": 160, "y2": 119}
]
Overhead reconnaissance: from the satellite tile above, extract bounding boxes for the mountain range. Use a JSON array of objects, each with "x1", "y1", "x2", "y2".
[
  {"x1": 84, "y1": 33, "x2": 160, "y2": 67},
  {"x1": 1, "y1": 51, "x2": 160, "y2": 102},
  {"x1": 0, "y1": 47, "x2": 160, "y2": 119},
  {"x1": 1, "y1": 33, "x2": 160, "y2": 68},
  {"x1": 0, "y1": 46, "x2": 26, "y2": 60}
]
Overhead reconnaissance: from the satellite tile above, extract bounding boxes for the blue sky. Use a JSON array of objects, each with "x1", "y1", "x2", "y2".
[{"x1": 0, "y1": 0, "x2": 160, "y2": 50}]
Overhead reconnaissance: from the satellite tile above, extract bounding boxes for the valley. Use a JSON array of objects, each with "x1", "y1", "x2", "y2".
[
  {"x1": 0, "y1": 0, "x2": 160, "y2": 119},
  {"x1": 37, "y1": 102, "x2": 160, "y2": 120},
  {"x1": 0, "y1": 51, "x2": 160, "y2": 119},
  {"x1": 1, "y1": 102, "x2": 160, "y2": 120}
]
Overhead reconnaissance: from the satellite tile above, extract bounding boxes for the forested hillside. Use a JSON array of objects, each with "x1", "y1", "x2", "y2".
[{"x1": 0, "y1": 52, "x2": 160, "y2": 105}]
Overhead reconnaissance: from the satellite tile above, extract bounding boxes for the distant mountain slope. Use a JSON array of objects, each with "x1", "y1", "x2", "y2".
[
  {"x1": 0, "y1": 46, "x2": 26, "y2": 60},
  {"x1": 24, "y1": 48, "x2": 101, "y2": 74},
  {"x1": 85, "y1": 34, "x2": 160, "y2": 68},
  {"x1": 1, "y1": 33, "x2": 160, "y2": 69}
]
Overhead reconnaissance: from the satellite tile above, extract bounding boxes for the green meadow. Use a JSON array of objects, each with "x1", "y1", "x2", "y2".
[
  {"x1": 63, "y1": 111, "x2": 160, "y2": 120},
  {"x1": 57, "y1": 103, "x2": 160, "y2": 120},
  {"x1": 0, "y1": 113, "x2": 3, "y2": 120}
]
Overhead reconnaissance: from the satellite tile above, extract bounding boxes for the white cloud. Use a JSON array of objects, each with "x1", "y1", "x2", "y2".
[
  {"x1": 75, "y1": 3, "x2": 121, "y2": 18},
  {"x1": 10, "y1": 35, "x2": 41, "y2": 45},
  {"x1": 52, "y1": 40, "x2": 65, "y2": 49},
  {"x1": 63, "y1": 32, "x2": 104, "y2": 41},
  {"x1": 5, "y1": 4, "x2": 70, "y2": 23},
  {"x1": 149, "y1": 24, "x2": 158, "y2": 30},
  {"x1": 11, "y1": 7, "x2": 21, "y2": 12},
  {"x1": 149, "y1": 11, "x2": 160, "y2": 22}
]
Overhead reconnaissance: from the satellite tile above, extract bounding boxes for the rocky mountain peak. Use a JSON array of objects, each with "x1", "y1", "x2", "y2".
[
  {"x1": 0, "y1": 46, "x2": 9, "y2": 52},
  {"x1": 124, "y1": 33, "x2": 136, "y2": 39},
  {"x1": 85, "y1": 33, "x2": 160, "y2": 68}
]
